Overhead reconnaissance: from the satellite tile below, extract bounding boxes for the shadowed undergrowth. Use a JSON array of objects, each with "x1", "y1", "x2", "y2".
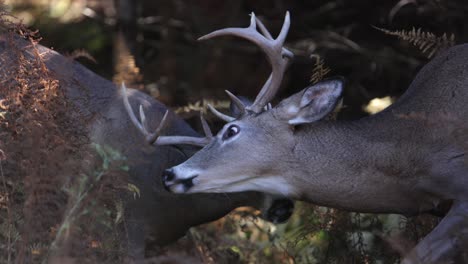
[{"x1": 0, "y1": 12, "x2": 130, "y2": 263}]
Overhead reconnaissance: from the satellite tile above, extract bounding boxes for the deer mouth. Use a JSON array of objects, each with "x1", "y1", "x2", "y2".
[{"x1": 162, "y1": 170, "x2": 198, "y2": 193}]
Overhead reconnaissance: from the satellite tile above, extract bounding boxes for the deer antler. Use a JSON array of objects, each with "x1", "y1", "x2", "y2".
[
  {"x1": 207, "y1": 104, "x2": 235, "y2": 122},
  {"x1": 205, "y1": 89, "x2": 245, "y2": 122},
  {"x1": 121, "y1": 83, "x2": 212, "y2": 147},
  {"x1": 199, "y1": 12, "x2": 293, "y2": 114}
]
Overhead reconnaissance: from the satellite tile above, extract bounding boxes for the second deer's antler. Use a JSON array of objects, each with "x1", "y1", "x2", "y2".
[{"x1": 121, "y1": 83, "x2": 213, "y2": 147}]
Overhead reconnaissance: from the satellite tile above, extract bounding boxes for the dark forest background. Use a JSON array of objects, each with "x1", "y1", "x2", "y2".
[
  {"x1": 11, "y1": 0, "x2": 468, "y2": 118},
  {"x1": 2, "y1": 0, "x2": 468, "y2": 263}
]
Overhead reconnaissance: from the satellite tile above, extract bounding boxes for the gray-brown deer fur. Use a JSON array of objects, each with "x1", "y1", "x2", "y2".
[
  {"x1": 0, "y1": 34, "x2": 294, "y2": 259},
  {"x1": 156, "y1": 12, "x2": 468, "y2": 263}
]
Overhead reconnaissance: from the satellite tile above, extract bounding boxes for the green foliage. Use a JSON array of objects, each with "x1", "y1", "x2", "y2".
[
  {"x1": 92, "y1": 143, "x2": 128, "y2": 172},
  {"x1": 190, "y1": 202, "x2": 430, "y2": 263},
  {"x1": 49, "y1": 143, "x2": 128, "y2": 259}
]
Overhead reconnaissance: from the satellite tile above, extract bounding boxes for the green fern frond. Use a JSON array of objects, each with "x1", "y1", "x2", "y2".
[{"x1": 374, "y1": 26, "x2": 455, "y2": 58}]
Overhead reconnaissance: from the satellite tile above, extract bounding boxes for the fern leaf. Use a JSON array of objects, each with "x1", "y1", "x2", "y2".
[
  {"x1": 374, "y1": 26, "x2": 455, "y2": 58},
  {"x1": 310, "y1": 55, "x2": 330, "y2": 84}
]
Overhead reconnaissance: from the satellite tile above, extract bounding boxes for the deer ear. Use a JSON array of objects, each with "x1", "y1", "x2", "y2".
[{"x1": 276, "y1": 79, "x2": 344, "y2": 125}]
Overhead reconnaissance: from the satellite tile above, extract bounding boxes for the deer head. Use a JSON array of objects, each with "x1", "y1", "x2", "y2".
[
  {"x1": 147, "y1": 12, "x2": 343, "y2": 196},
  {"x1": 162, "y1": 78, "x2": 343, "y2": 196}
]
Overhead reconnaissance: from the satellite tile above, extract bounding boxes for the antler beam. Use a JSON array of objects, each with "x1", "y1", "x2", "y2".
[{"x1": 199, "y1": 12, "x2": 293, "y2": 113}]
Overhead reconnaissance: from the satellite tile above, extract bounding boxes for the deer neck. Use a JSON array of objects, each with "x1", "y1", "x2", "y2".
[{"x1": 288, "y1": 118, "x2": 437, "y2": 214}]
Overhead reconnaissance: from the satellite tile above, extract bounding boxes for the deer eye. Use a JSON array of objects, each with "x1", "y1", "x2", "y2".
[{"x1": 222, "y1": 125, "x2": 240, "y2": 140}]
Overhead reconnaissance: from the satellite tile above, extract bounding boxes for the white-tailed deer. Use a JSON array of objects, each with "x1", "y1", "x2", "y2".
[
  {"x1": 134, "y1": 12, "x2": 468, "y2": 263},
  {"x1": 0, "y1": 33, "x2": 294, "y2": 259}
]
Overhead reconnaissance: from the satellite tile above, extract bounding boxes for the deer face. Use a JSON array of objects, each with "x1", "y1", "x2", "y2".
[
  {"x1": 162, "y1": 113, "x2": 292, "y2": 195},
  {"x1": 162, "y1": 79, "x2": 343, "y2": 197}
]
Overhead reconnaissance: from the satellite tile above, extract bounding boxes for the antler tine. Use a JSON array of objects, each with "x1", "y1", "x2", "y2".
[
  {"x1": 122, "y1": 83, "x2": 212, "y2": 147},
  {"x1": 139, "y1": 105, "x2": 148, "y2": 132},
  {"x1": 207, "y1": 90, "x2": 246, "y2": 122},
  {"x1": 225, "y1": 90, "x2": 246, "y2": 115},
  {"x1": 276, "y1": 11, "x2": 291, "y2": 48},
  {"x1": 122, "y1": 83, "x2": 147, "y2": 134},
  {"x1": 198, "y1": 11, "x2": 294, "y2": 113},
  {"x1": 154, "y1": 112, "x2": 213, "y2": 147},
  {"x1": 255, "y1": 16, "x2": 273, "y2": 40},
  {"x1": 123, "y1": 82, "x2": 168, "y2": 144},
  {"x1": 207, "y1": 104, "x2": 235, "y2": 122},
  {"x1": 200, "y1": 113, "x2": 213, "y2": 138},
  {"x1": 198, "y1": 12, "x2": 258, "y2": 42},
  {"x1": 249, "y1": 11, "x2": 293, "y2": 113},
  {"x1": 156, "y1": 112, "x2": 213, "y2": 147},
  {"x1": 146, "y1": 110, "x2": 169, "y2": 144}
]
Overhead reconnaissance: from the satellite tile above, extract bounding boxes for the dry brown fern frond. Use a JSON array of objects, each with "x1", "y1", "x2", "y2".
[
  {"x1": 113, "y1": 32, "x2": 142, "y2": 88},
  {"x1": 175, "y1": 99, "x2": 230, "y2": 116},
  {"x1": 0, "y1": 9, "x2": 92, "y2": 262},
  {"x1": 374, "y1": 26, "x2": 455, "y2": 58},
  {"x1": 310, "y1": 54, "x2": 330, "y2": 84},
  {"x1": 67, "y1": 49, "x2": 97, "y2": 64}
]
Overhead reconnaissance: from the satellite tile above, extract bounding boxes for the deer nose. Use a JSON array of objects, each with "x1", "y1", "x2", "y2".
[
  {"x1": 162, "y1": 169, "x2": 175, "y2": 191},
  {"x1": 162, "y1": 169, "x2": 198, "y2": 193},
  {"x1": 266, "y1": 199, "x2": 295, "y2": 224},
  {"x1": 162, "y1": 169, "x2": 175, "y2": 182}
]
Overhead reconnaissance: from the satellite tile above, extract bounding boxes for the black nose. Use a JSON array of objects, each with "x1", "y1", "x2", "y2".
[
  {"x1": 266, "y1": 199, "x2": 295, "y2": 224},
  {"x1": 162, "y1": 169, "x2": 175, "y2": 191},
  {"x1": 180, "y1": 175, "x2": 197, "y2": 190},
  {"x1": 162, "y1": 169, "x2": 175, "y2": 182}
]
